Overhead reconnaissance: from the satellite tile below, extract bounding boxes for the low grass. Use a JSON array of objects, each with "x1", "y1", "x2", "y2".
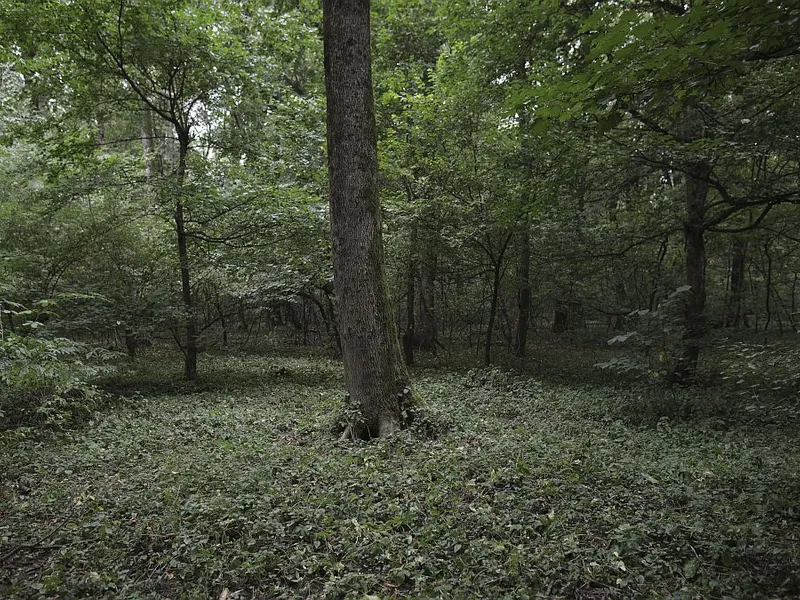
[{"x1": 1, "y1": 348, "x2": 799, "y2": 599}]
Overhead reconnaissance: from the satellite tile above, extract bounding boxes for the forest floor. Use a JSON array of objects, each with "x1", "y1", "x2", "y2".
[{"x1": 1, "y1": 345, "x2": 799, "y2": 599}]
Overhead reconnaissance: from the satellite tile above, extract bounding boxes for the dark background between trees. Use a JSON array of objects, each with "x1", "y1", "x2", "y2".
[{"x1": 3, "y1": 0, "x2": 799, "y2": 388}]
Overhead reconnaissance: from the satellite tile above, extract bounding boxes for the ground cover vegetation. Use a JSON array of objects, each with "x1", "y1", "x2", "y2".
[
  {"x1": 2, "y1": 350, "x2": 800, "y2": 599},
  {"x1": 1, "y1": 0, "x2": 800, "y2": 597}
]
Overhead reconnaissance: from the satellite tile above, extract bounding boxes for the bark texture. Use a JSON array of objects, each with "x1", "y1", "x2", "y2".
[
  {"x1": 513, "y1": 220, "x2": 531, "y2": 357},
  {"x1": 175, "y1": 129, "x2": 198, "y2": 380},
  {"x1": 483, "y1": 233, "x2": 511, "y2": 366},
  {"x1": 403, "y1": 259, "x2": 416, "y2": 366},
  {"x1": 416, "y1": 252, "x2": 437, "y2": 351},
  {"x1": 673, "y1": 160, "x2": 711, "y2": 381},
  {"x1": 726, "y1": 239, "x2": 746, "y2": 327},
  {"x1": 323, "y1": 0, "x2": 412, "y2": 438}
]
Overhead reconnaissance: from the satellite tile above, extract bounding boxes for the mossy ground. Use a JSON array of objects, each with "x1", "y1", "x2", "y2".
[{"x1": 1, "y1": 347, "x2": 799, "y2": 599}]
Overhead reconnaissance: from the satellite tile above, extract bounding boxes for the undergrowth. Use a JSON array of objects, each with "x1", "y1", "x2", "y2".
[{"x1": 1, "y1": 351, "x2": 799, "y2": 599}]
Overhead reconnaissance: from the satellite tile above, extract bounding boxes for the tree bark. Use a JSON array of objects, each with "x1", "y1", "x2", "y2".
[
  {"x1": 483, "y1": 233, "x2": 512, "y2": 366},
  {"x1": 648, "y1": 235, "x2": 669, "y2": 311},
  {"x1": 673, "y1": 160, "x2": 711, "y2": 382},
  {"x1": 403, "y1": 260, "x2": 416, "y2": 366},
  {"x1": 552, "y1": 300, "x2": 569, "y2": 333},
  {"x1": 725, "y1": 239, "x2": 746, "y2": 327},
  {"x1": 323, "y1": 0, "x2": 412, "y2": 439},
  {"x1": 513, "y1": 219, "x2": 531, "y2": 357},
  {"x1": 2, "y1": 302, "x2": 15, "y2": 335},
  {"x1": 141, "y1": 106, "x2": 156, "y2": 183},
  {"x1": 322, "y1": 283, "x2": 342, "y2": 355},
  {"x1": 175, "y1": 129, "x2": 198, "y2": 380},
  {"x1": 417, "y1": 250, "x2": 437, "y2": 351},
  {"x1": 763, "y1": 239, "x2": 773, "y2": 332},
  {"x1": 485, "y1": 262, "x2": 502, "y2": 366},
  {"x1": 215, "y1": 290, "x2": 228, "y2": 347}
]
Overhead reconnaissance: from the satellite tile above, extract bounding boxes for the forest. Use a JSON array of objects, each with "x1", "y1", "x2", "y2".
[{"x1": 1, "y1": 0, "x2": 799, "y2": 598}]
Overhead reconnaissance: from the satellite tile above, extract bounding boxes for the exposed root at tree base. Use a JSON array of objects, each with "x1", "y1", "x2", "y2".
[{"x1": 338, "y1": 414, "x2": 400, "y2": 441}]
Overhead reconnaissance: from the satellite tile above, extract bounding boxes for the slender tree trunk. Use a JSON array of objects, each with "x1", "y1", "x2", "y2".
[
  {"x1": 513, "y1": 219, "x2": 531, "y2": 357},
  {"x1": 323, "y1": 0, "x2": 412, "y2": 439},
  {"x1": 484, "y1": 233, "x2": 512, "y2": 366},
  {"x1": 3, "y1": 304, "x2": 15, "y2": 335},
  {"x1": 673, "y1": 160, "x2": 711, "y2": 382},
  {"x1": 485, "y1": 262, "x2": 502, "y2": 366},
  {"x1": 553, "y1": 298, "x2": 570, "y2": 333},
  {"x1": 612, "y1": 269, "x2": 628, "y2": 330},
  {"x1": 417, "y1": 250, "x2": 437, "y2": 351},
  {"x1": 403, "y1": 260, "x2": 416, "y2": 366},
  {"x1": 323, "y1": 284, "x2": 342, "y2": 355},
  {"x1": 141, "y1": 107, "x2": 156, "y2": 183},
  {"x1": 237, "y1": 300, "x2": 248, "y2": 331},
  {"x1": 763, "y1": 240, "x2": 773, "y2": 332},
  {"x1": 124, "y1": 328, "x2": 137, "y2": 358},
  {"x1": 175, "y1": 130, "x2": 198, "y2": 380},
  {"x1": 307, "y1": 298, "x2": 313, "y2": 344},
  {"x1": 513, "y1": 72, "x2": 533, "y2": 358},
  {"x1": 726, "y1": 239, "x2": 746, "y2": 327},
  {"x1": 215, "y1": 291, "x2": 228, "y2": 347},
  {"x1": 649, "y1": 235, "x2": 669, "y2": 311}
]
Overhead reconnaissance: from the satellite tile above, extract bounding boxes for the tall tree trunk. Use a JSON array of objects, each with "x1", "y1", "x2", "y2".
[
  {"x1": 403, "y1": 260, "x2": 415, "y2": 366},
  {"x1": 552, "y1": 300, "x2": 569, "y2": 333},
  {"x1": 648, "y1": 235, "x2": 669, "y2": 311},
  {"x1": 513, "y1": 92, "x2": 533, "y2": 358},
  {"x1": 673, "y1": 160, "x2": 711, "y2": 382},
  {"x1": 513, "y1": 219, "x2": 531, "y2": 357},
  {"x1": 124, "y1": 328, "x2": 137, "y2": 358},
  {"x1": 612, "y1": 267, "x2": 628, "y2": 330},
  {"x1": 485, "y1": 262, "x2": 502, "y2": 367},
  {"x1": 417, "y1": 250, "x2": 437, "y2": 352},
  {"x1": 175, "y1": 129, "x2": 198, "y2": 380},
  {"x1": 323, "y1": 283, "x2": 342, "y2": 355},
  {"x1": 2, "y1": 302, "x2": 15, "y2": 335},
  {"x1": 323, "y1": 0, "x2": 412, "y2": 439},
  {"x1": 763, "y1": 240, "x2": 773, "y2": 332},
  {"x1": 214, "y1": 289, "x2": 229, "y2": 347},
  {"x1": 725, "y1": 239, "x2": 746, "y2": 327},
  {"x1": 483, "y1": 233, "x2": 512, "y2": 366}
]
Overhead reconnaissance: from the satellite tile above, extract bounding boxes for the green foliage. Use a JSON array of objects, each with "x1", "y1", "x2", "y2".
[
  {"x1": 0, "y1": 333, "x2": 117, "y2": 429},
  {"x1": 597, "y1": 286, "x2": 691, "y2": 379},
  {"x1": 2, "y1": 353, "x2": 799, "y2": 598},
  {"x1": 719, "y1": 340, "x2": 800, "y2": 404}
]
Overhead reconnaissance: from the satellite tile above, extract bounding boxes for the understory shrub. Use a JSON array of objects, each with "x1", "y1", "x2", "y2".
[
  {"x1": 596, "y1": 286, "x2": 690, "y2": 379},
  {"x1": 0, "y1": 333, "x2": 118, "y2": 429}
]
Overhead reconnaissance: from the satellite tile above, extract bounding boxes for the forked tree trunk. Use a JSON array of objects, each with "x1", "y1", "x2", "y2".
[
  {"x1": 485, "y1": 262, "x2": 502, "y2": 366},
  {"x1": 483, "y1": 233, "x2": 512, "y2": 366},
  {"x1": 323, "y1": 0, "x2": 412, "y2": 439}
]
